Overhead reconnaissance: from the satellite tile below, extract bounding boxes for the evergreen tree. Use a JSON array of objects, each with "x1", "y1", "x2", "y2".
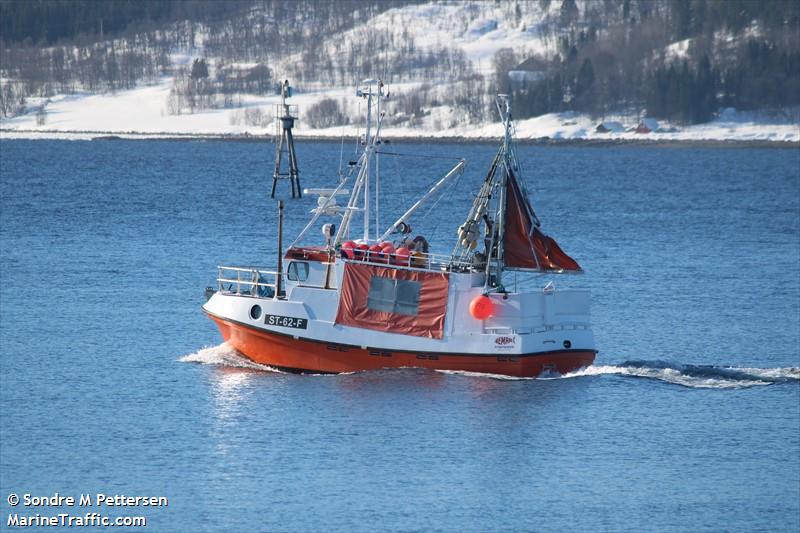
[
  {"x1": 574, "y1": 58, "x2": 595, "y2": 112},
  {"x1": 559, "y1": 0, "x2": 579, "y2": 27},
  {"x1": 691, "y1": 55, "x2": 715, "y2": 122},
  {"x1": 670, "y1": 0, "x2": 692, "y2": 39},
  {"x1": 190, "y1": 58, "x2": 209, "y2": 80}
]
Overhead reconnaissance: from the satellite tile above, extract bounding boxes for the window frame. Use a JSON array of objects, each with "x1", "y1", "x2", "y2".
[
  {"x1": 367, "y1": 276, "x2": 421, "y2": 316},
  {"x1": 287, "y1": 261, "x2": 309, "y2": 282}
]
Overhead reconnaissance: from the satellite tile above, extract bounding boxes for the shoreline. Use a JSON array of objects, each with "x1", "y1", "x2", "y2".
[{"x1": 2, "y1": 128, "x2": 798, "y2": 149}]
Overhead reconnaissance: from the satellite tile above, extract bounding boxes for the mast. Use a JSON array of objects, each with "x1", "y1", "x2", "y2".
[
  {"x1": 363, "y1": 86, "x2": 372, "y2": 241},
  {"x1": 451, "y1": 94, "x2": 517, "y2": 290},
  {"x1": 493, "y1": 94, "x2": 513, "y2": 288},
  {"x1": 375, "y1": 84, "x2": 382, "y2": 239},
  {"x1": 275, "y1": 200, "x2": 284, "y2": 298},
  {"x1": 333, "y1": 79, "x2": 388, "y2": 246}
]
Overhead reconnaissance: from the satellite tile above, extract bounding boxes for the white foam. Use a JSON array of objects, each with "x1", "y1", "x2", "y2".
[
  {"x1": 437, "y1": 363, "x2": 799, "y2": 389},
  {"x1": 179, "y1": 343, "x2": 286, "y2": 373},
  {"x1": 435, "y1": 369, "x2": 535, "y2": 381},
  {"x1": 734, "y1": 367, "x2": 800, "y2": 380},
  {"x1": 436, "y1": 364, "x2": 769, "y2": 387},
  {"x1": 560, "y1": 363, "x2": 800, "y2": 389},
  {"x1": 180, "y1": 346, "x2": 800, "y2": 388}
]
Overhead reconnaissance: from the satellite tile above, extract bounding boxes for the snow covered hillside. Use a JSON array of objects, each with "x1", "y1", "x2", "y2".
[
  {"x1": 2, "y1": 78, "x2": 798, "y2": 143},
  {"x1": 2, "y1": 0, "x2": 798, "y2": 142}
]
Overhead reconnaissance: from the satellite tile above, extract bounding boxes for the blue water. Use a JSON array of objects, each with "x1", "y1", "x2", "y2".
[{"x1": 1, "y1": 138, "x2": 798, "y2": 531}]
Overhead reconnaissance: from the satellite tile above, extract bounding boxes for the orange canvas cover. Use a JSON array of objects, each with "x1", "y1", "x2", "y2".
[
  {"x1": 335, "y1": 262, "x2": 449, "y2": 339},
  {"x1": 504, "y1": 172, "x2": 582, "y2": 271}
]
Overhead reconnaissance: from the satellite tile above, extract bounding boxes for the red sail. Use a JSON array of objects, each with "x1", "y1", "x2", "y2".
[{"x1": 503, "y1": 172, "x2": 582, "y2": 271}]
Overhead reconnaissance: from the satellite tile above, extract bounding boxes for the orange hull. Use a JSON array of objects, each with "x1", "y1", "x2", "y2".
[{"x1": 206, "y1": 312, "x2": 595, "y2": 377}]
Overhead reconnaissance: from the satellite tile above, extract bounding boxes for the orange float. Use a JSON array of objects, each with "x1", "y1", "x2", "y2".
[
  {"x1": 340, "y1": 240, "x2": 356, "y2": 259},
  {"x1": 367, "y1": 244, "x2": 382, "y2": 261},
  {"x1": 469, "y1": 295, "x2": 494, "y2": 320},
  {"x1": 354, "y1": 243, "x2": 369, "y2": 260},
  {"x1": 394, "y1": 247, "x2": 410, "y2": 266},
  {"x1": 379, "y1": 243, "x2": 395, "y2": 263}
]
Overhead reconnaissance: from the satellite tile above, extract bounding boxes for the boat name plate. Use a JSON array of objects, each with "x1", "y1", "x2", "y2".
[{"x1": 264, "y1": 314, "x2": 308, "y2": 330}]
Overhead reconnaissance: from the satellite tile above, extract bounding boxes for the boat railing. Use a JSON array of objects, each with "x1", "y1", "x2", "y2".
[
  {"x1": 350, "y1": 250, "x2": 475, "y2": 273},
  {"x1": 216, "y1": 266, "x2": 278, "y2": 297},
  {"x1": 216, "y1": 251, "x2": 474, "y2": 297}
]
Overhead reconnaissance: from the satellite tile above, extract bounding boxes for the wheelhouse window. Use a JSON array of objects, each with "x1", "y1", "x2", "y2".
[
  {"x1": 367, "y1": 276, "x2": 421, "y2": 316},
  {"x1": 287, "y1": 261, "x2": 309, "y2": 282}
]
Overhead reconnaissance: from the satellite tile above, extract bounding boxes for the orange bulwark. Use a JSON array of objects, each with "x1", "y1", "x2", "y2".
[{"x1": 206, "y1": 311, "x2": 596, "y2": 377}]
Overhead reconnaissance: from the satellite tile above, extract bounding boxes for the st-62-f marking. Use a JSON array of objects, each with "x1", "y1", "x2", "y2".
[{"x1": 264, "y1": 314, "x2": 308, "y2": 329}]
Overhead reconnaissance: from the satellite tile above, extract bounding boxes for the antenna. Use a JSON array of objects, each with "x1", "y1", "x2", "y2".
[
  {"x1": 271, "y1": 80, "x2": 301, "y2": 199},
  {"x1": 338, "y1": 122, "x2": 346, "y2": 179},
  {"x1": 332, "y1": 79, "x2": 389, "y2": 246}
]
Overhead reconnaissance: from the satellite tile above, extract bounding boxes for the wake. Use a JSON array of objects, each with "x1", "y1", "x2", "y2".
[
  {"x1": 559, "y1": 360, "x2": 800, "y2": 389},
  {"x1": 180, "y1": 344, "x2": 800, "y2": 389}
]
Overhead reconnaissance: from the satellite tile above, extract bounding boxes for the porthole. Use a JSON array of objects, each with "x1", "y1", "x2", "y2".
[
  {"x1": 563, "y1": 340, "x2": 572, "y2": 349},
  {"x1": 250, "y1": 305, "x2": 262, "y2": 320}
]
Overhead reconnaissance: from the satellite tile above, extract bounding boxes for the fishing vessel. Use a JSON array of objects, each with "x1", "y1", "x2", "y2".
[{"x1": 203, "y1": 81, "x2": 596, "y2": 377}]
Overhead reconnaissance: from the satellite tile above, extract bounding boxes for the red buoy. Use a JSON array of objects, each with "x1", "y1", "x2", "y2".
[
  {"x1": 394, "y1": 247, "x2": 410, "y2": 265},
  {"x1": 368, "y1": 244, "x2": 382, "y2": 261},
  {"x1": 377, "y1": 243, "x2": 394, "y2": 264},
  {"x1": 354, "y1": 243, "x2": 370, "y2": 259},
  {"x1": 469, "y1": 295, "x2": 493, "y2": 320},
  {"x1": 341, "y1": 241, "x2": 356, "y2": 259}
]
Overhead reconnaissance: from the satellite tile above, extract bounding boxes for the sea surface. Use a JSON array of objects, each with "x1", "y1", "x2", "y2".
[{"x1": 1, "y1": 138, "x2": 798, "y2": 532}]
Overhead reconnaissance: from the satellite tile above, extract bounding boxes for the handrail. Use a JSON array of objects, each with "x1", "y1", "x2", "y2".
[
  {"x1": 215, "y1": 248, "x2": 477, "y2": 298},
  {"x1": 348, "y1": 250, "x2": 474, "y2": 273},
  {"x1": 217, "y1": 265, "x2": 279, "y2": 275},
  {"x1": 216, "y1": 265, "x2": 279, "y2": 297},
  {"x1": 215, "y1": 278, "x2": 276, "y2": 288}
]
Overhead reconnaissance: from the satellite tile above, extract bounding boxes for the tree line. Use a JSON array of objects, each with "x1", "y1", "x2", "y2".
[
  {"x1": 1, "y1": 0, "x2": 798, "y2": 126},
  {"x1": 498, "y1": 0, "x2": 800, "y2": 124},
  {"x1": 0, "y1": 0, "x2": 252, "y2": 46},
  {"x1": 0, "y1": 0, "x2": 404, "y2": 117}
]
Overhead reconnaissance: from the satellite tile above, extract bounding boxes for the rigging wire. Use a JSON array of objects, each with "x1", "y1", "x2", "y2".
[
  {"x1": 337, "y1": 123, "x2": 346, "y2": 179},
  {"x1": 373, "y1": 152, "x2": 462, "y2": 236},
  {"x1": 375, "y1": 150, "x2": 463, "y2": 162},
  {"x1": 354, "y1": 100, "x2": 362, "y2": 157},
  {"x1": 396, "y1": 160, "x2": 409, "y2": 215},
  {"x1": 420, "y1": 167, "x2": 465, "y2": 240}
]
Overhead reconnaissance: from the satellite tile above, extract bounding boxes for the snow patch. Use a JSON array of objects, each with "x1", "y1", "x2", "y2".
[
  {"x1": 665, "y1": 38, "x2": 692, "y2": 60},
  {"x1": 3, "y1": 91, "x2": 797, "y2": 142}
]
